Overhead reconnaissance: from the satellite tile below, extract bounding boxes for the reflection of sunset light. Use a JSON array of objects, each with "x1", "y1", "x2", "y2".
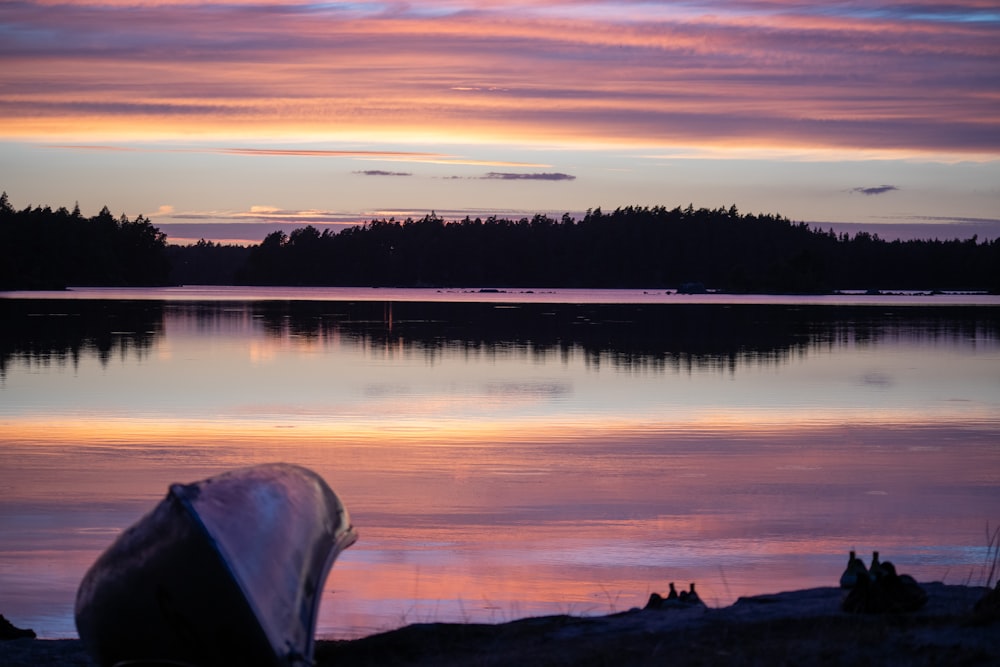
[
  {"x1": 3, "y1": 298, "x2": 999, "y2": 639},
  {"x1": 5, "y1": 413, "x2": 1000, "y2": 638},
  {"x1": 4, "y1": 411, "x2": 999, "y2": 449},
  {"x1": 248, "y1": 340, "x2": 277, "y2": 364}
]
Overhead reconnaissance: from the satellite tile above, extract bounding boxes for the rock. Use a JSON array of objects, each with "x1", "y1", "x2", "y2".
[{"x1": 0, "y1": 615, "x2": 36, "y2": 641}]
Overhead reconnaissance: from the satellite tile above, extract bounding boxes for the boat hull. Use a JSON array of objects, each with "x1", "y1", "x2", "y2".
[{"x1": 75, "y1": 463, "x2": 357, "y2": 667}]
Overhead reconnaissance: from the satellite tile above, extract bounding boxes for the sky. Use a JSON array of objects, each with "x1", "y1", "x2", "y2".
[{"x1": 1, "y1": 0, "x2": 999, "y2": 245}]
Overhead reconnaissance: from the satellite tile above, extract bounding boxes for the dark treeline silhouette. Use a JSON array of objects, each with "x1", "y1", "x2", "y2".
[
  {"x1": 166, "y1": 240, "x2": 251, "y2": 285},
  {"x1": 0, "y1": 192, "x2": 170, "y2": 289},
  {"x1": 4, "y1": 193, "x2": 999, "y2": 292},
  {"x1": 230, "y1": 206, "x2": 1000, "y2": 292}
]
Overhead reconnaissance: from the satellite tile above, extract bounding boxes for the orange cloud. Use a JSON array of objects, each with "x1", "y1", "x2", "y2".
[{"x1": 1, "y1": 1, "x2": 997, "y2": 156}]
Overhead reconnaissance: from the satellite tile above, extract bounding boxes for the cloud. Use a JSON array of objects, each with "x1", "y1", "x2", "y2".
[
  {"x1": 483, "y1": 172, "x2": 576, "y2": 181},
  {"x1": 906, "y1": 215, "x2": 1000, "y2": 225},
  {"x1": 852, "y1": 185, "x2": 899, "y2": 196},
  {"x1": 221, "y1": 148, "x2": 442, "y2": 159},
  {"x1": 44, "y1": 143, "x2": 548, "y2": 167},
  {"x1": 354, "y1": 170, "x2": 412, "y2": 176},
  {"x1": 48, "y1": 144, "x2": 143, "y2": 152},
  {"x1": 164, "y1": 206, "x2": 365, "y2": 227},
  {"x1": 4, "y1": 1, "x2": 1000, "y2": 156}
]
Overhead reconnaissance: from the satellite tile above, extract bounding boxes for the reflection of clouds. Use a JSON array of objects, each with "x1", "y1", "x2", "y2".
[
  {"x1": 364, "y1": 383, "x2": 413, "y2": 397},
  {"x1": 860, "y1": 371, "x2": 893, "y2": 388},
  {"x1": 484, "y1": 381, "x2": 571, "y2": 398}
]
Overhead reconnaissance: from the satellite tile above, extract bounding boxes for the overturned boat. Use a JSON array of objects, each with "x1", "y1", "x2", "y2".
[{"x1": 75, "y1": 463, "x2": 357, "y2": 667}]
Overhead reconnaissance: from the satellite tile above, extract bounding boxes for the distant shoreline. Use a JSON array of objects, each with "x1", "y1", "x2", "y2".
[
  {"x1": 5, "y1": 201, "x2": 999, "y2": 292},
  {"x1": 3, "y1": 285, "x2": 1000, "y2": 306}
]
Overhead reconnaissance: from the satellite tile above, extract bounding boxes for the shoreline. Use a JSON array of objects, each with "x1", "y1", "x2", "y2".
[{"x1": 4, "y1": 583, "x2": 998, "y2": 666}]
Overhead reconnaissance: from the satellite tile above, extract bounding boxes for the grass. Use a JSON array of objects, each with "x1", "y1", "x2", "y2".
[
  {"x1": 959, "y1": 522, "x2": 1000, "y2": 590},
  {"x1": 312, "y1": 583, "x2": 1000, "y2": 667},
  {"x1": 982, "y1": 523, "x2": 1000, "y2": 589}
]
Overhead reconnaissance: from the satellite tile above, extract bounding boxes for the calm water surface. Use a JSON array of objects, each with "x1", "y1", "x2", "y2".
[{"x1": 1, "y1": 287, "x2": 999, "y2": 639}]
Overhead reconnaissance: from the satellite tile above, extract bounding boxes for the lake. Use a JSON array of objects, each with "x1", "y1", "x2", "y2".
[{"x1": 2, "y1": 287, "x2": 999, "y2": 639}]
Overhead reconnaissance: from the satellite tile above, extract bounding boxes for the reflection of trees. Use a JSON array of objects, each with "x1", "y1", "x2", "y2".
[
  {"x1": 3, "y1": 300, "x2": 997, "y2": 377},
  {"x1": 0, "y1": 300, "x2": 163, "y2": 378},
  {"x1": 250, "y1": 302, "x2": 1000, "y2": 373}
]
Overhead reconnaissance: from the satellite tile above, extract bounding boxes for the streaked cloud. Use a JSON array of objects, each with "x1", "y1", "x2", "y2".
[
  {"x1": 907, "y1": 215, "x2": 1000, "y2": 225},
  {"x1": 45, "y1": 142, "x2": 550, "y2": 166},
  {"x1": 165, "y1": 206, "x2": 359, "y2": 225},
  {"x1": 47, "y1": 144, "x2": 145, "y2": 152},
  {"x1": 221, "y1": 148, "x2": 445, "y2": 159},
  {"x1": 852, "y1": 185, "x2": 900, "y2": 196},
  {"x1": 483, "y1": 172, "x2": 576, "y2": 181},
  {"x1": 354, "y1": 170, "x2": 412, "y2": 177},
  {"x1": 154, "y1": 204, "x2": 579, "y2": 227},
  {"x1": 47, "y1": 144, "x2": 449, "y2": 160},
  {"x1": 2, "y1": 1, "x2": 996, "y2": 156}
]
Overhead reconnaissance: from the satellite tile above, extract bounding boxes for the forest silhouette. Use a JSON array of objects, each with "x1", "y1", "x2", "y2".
[
  {"x1": 1, "y1": 192, "x2": 169, "y2": 289},
  {"x1": 3, "y1": 192, "x2": 998, "y2": 292}
]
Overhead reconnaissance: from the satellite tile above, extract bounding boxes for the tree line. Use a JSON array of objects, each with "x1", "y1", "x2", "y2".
[
  {"x1": 1, "y1": 192, "x2": 169, "y2": 289},
  {"x1": 229, "y1": 205, "x2": 999, "y2": 292},
  {"x1": 3, "y1": 193, "x2": 998, "y2": 292}
]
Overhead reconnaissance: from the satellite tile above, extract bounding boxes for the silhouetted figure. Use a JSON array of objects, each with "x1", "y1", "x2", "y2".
[
  {"x1": 840, "y1": 549, "x2": 870, "y2": 589},
  {"x1": 644, "y1": 582, "x2": 704, "y2": 610},
  {"x1": 881, "y1": 562, "x2": 928, "y2": 612},
  {"x1": 0, "y1": 614, "x2": 35, "y2": 640},
  {"x1": 680, "y1": 581, "x2": 705, "y2": 605},
  {"x1": 842, "y1": 560, "x2": 926, "y2": 613},
  {"x1": 842, "y1": 566, "x2": 874, "y2": 613},
  {"x1": 869, "y1": 550, "x2": 886, "y2": 580}
]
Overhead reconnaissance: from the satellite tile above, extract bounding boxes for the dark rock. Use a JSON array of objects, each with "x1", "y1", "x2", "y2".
[{"x1": 0, "y1": 616, "x2": 36, "y2": 641}]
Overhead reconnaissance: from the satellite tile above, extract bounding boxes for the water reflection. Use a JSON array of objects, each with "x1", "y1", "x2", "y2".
[
  {"x1": 4, "y1": 298, "x2": 997, "y2": 375},
  {"x1": 0, "y1": 300, "x2": 162, "y2": 377},
  {"x1": 1, "y1": 296, "x2": 999, "y2": 640},
  {"x1": 251, "y1": 300, "x2": 1000, "y2": 371}
]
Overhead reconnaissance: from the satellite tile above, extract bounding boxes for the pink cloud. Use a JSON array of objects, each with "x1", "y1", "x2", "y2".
[{"x1": 2, "y1": 1, "x2": 997, "y2": 155}]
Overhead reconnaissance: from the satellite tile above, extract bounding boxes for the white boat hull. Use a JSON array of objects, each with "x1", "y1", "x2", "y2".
[{"x1": 75, "y1": 463, "x2": 357, "y2": 667}]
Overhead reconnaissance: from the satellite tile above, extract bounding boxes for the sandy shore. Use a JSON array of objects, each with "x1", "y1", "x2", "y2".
[{"x1": 3, "y1": 583, "x2": 998, "y2": 666}]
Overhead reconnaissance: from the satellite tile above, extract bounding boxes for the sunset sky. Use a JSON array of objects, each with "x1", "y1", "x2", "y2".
[{"x1": 2, "y1": 0, "x2": 998, "y2": 244}]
